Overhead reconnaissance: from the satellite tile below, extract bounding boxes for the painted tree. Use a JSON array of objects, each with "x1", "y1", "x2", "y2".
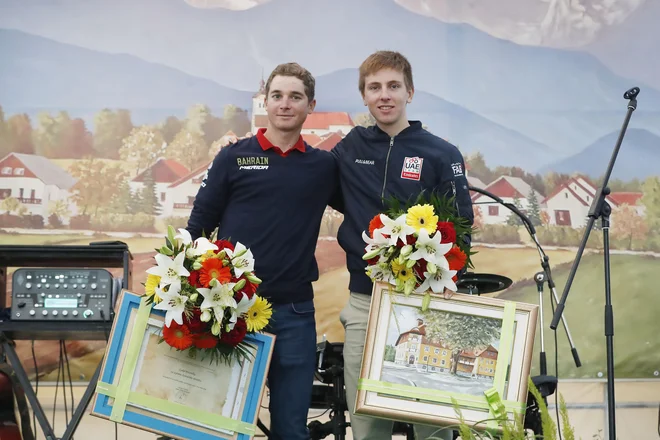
[
  {"x1": 166, "y1": 129, "x2": 209, "y2": 170},
  {"x1": 93, "y1": 109, "x2": 134, "y2": 159},
  {"x1": 641, "y1": 177, "x2": 660, "y2": 233},
  {"x1": 140, "y1": 169, "x2": 161, "y2": 216},
  {"x1": 161, "y1": 116, "x2": 183, "y2": 144},
  {"x1": 526, "y1": 190, "x2": 543, "y2": 226},
  {"x1": 353, "y1": 112, "x2": 376, "y2": 127},
  {"x1": 421, "y1": 311, "x2": 502, "y2": 375},
  {"x1": 506, "y1": 196, "x2": 524, "y2": 226},
  {"x1": 383, "y1": 345, "x2": 396, "y2": 363},
  {"x1": 119, "y1": 126, "x2": 165, "y2": 177},
  {"x1": 6, "y1": 114, "x2": 35, "y2": 155},
  {"x1": 611, "y1": 204, "x2": 648, "y2": 250},
  {"x1": 69, "y1": 158, "x2": 126, "y2": 215}
]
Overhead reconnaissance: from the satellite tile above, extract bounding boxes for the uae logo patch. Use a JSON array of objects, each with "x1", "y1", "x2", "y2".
[{"x1": 401, "y1": 156, "x2": 423, "y2": 181}]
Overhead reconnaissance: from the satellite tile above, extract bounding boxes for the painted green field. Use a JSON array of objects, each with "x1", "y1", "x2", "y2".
[{"x1": 497, "y1": 253, "x2": 659, "y2": 379}]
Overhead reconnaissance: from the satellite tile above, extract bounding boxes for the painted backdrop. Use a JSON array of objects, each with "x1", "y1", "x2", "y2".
[{"x1": 1, "y1": 0, "x2": 659, "y2": 438}]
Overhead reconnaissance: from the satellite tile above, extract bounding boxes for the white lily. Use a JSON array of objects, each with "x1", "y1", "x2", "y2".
[
  {"x1": 186, "y1": 236, "x2": 219, "y2": 259},
  {"x1": 378, "y1": 213, "x2": 415, "y2": 246},
  {"x1": 147, "y1": 252, "x2": 190, "y2": 286},
  {"x1": 227, "y1": 293, "x2": 257, "y2": 330},
  {"x1": 153, "y1": 281, "x2": 187, "y2": 327},
  {"x1": 227, "y1": 242, "x2": 255, "y2": 278},
  {"x1": 366, "y1": 262, "x2": 394, "y2": 284},
  {"x1": 362, "y1": 230, "x2": 389, "y2": 259},
  {"x1": 414, "y1": 262, "x2": 458, "y2": 294},
  {"x1": 409, "y1": 228, "x2": 453, "y2": 265},
  {"x1": 174, "y1": 228, "x2": 192, "y2": 246},
  {"x1": 197, "y1": 280, "x2": 238, "y2": 323}
]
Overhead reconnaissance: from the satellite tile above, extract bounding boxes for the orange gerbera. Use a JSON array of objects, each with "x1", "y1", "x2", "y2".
[
  {"x1": 199, "y1": 258, "x2": 232, "y2": 287},
  {"x1": 446, "y1": 246, "x2": 468, "y2": 271},
  {"x1": 162, "y1": 322, "x2": 194, "y2": 350},
  {"x1": 193, "y1": 332, "x2": 218, "y2": 349},
  {"x1": 368, "y1": 215, "x2": 385, "y2": 237}
]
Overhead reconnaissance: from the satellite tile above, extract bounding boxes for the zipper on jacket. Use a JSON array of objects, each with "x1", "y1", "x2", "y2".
[
  {"x1": 381, "y1": 137, "x2": 394, "y2": 200},
  {"x1": 451, "y1": 180, "x2": 461, "y2": 216}
]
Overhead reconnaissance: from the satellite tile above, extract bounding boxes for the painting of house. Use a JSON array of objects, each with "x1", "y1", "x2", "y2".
[
  {"x1": 475, "y1": 345, "x2": 498, "y2": 379},
  {"x1": 543, "y1": 175, "x2": 645, "y2": 228},
  {"x1": 471, "y1": 175, "x2": 545, "y2": 225},
  {"x1": 0, "y1": 153, "x2": 77, "y2": 223},
  {"x1": 161, "y1": 161, "x2": 211, "y2": 219},
  {"x1": 394, "y1": 320, "x2": 454, "y2": 373},
  {"x1": 129, "y1": 158, "x2": 189, "y2": 208}
]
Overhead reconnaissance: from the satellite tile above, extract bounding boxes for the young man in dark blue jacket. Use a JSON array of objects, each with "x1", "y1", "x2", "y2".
[
  {"x1": 186, "y1": 63, "x2": 341, "y2": 440},
  {"x1": 331, "y1": 51, "x2": 473, "y2": 440}
]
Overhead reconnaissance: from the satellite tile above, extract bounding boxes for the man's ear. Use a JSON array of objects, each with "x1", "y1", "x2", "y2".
[
  {"x1": 407, "y1": 88, "x2": 414, "y2": 104},
  {"x1": 308, "y1": 98, "x2": 316, "y2": 114}
]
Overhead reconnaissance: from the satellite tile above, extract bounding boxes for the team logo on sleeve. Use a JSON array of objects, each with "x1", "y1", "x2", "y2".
[
  {"x1": 401, "y1": 157, "x2": 423, "y2": 181},
  {"x1": 451, "y1": 162, "x2": 464, "y2": 177}
]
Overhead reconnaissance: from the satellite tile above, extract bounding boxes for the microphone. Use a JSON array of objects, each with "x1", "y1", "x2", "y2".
[
  {"x1": 468, "y1": 185, "x2": 536, "y2": 234},
  {"x1": 623, "y1": 87, "x2": 640, "y2": 100}
]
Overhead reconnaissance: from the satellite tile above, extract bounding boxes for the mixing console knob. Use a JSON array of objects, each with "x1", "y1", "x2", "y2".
[
  {"x1": 91, "y1": 283, "x2": 97, "y2": 290},
  {"x1": 72, "y1": 310, "x2": 79, "y2": 317},
  {"x1": 83, "y1": 309, "x2": 94, "y2": 319},
  {"x1": 42, "y1": 310, "x2": 47, "y2": 316},
  {"x1": 52, "y1": 310, "x2": 58, "y2": 316},
  {"x1": 29, "y1": 310, "x2": 36, "y2": 316},
  {"x1": 26, "y1": 283, "x2": 32, "y2": 289},
  {"x1": 62, "y1": 310, "x2": 68, "y2": 316}
]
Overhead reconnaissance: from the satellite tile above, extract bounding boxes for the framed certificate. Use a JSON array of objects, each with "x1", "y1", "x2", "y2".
[
  {"x1": 355, "y1": 282, "x2": 538, "y2": 434},
  {"x1": 91, "y1": 291, "x2": 274, "y2": 439}
]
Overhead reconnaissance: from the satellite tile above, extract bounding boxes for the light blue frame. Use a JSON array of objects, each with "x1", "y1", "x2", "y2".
[{"x1": 91, "y1": 291, "x2": 273, "y2": 439}]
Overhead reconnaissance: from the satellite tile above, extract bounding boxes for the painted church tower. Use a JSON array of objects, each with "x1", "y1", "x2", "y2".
[{"x1": 250, "y1": 78, "x2": 266, "y2": 134}]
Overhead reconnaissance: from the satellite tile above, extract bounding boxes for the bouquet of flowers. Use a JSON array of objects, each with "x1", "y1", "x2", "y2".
[
  {"x1": 362, "y1": 193, "x2": 475, "y2": 310},
  {"x1": 143, "y1": 226, "x2": 272, "y2": 364}
]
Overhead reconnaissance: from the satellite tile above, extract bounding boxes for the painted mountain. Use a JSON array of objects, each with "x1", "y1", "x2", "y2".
[
  {"x1": 2, "y1": 0, "x2": 660, "y2": 169},
  {"x1": 0, "y1": 29, "x2": 555, "y2": 170},
  {"x1": 539, "y1": 128, "x2": 660, "y2": 181}
]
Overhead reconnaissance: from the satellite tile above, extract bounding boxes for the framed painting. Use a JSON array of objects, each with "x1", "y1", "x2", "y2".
[
  {"x1": 90, "y1": 291, "x2": 274, "y2": 440},
  {"x1": 355, "y1": 282, "x2": 538, "y2": 434}
]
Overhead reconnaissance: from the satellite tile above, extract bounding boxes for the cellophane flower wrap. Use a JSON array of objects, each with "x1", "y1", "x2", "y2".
[
  {"x1": 144, "y1": 225, "x2": 272, "y2": 364},
  {"x1": 362, "y1": 192, "x2": 476, "y2": 310}
]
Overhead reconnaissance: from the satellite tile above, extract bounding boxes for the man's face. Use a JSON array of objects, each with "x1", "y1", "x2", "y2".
[
  {"x1": 265, "y1": 75, "x2": 315, "y2": 132},
  {"x1": 362, "y1": 68, "x2": 413, "y2": 128}
]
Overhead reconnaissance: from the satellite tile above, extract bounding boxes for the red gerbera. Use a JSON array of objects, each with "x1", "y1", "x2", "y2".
[
  {"x1": 368, "y1": 215, "x2": 385, "y2": 237},
  {"x1": 193, "y1": 332, "x2": 218, "y2": 349},
  {"x1": 214, "y1": 239, "x2": 235, "y2": 253},
  {"x1": 220, "y1": 319, "x2": 247, "y2": 347},
  {"x1": 162, "y1": 322, "x2": 194, "y2": 350},
  {"x1": 199, "y1": 258, "x2": 232, "y2": 287},
  {"x1": 188, "y1": 270, "x2": 202, "y2": 288},
  {"x1": 436, "y1": 221, "x2": 456, "y2": 244},
  {"x1": 445, "y1": 246, "x2": 468, "y2": 271}
]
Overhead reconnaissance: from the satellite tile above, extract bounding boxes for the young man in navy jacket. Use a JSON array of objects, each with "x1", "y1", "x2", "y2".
[
  {"x1": 331, "y1": 51, "x2": 473, "y2": 440},
  {"x1": 187, "y1": 63, "x2": 341, "y2": 440}
]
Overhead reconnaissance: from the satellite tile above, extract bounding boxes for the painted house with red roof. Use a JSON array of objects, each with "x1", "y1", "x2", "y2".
[
  {"x1": 312, "y1": 132, "x2": 343, "y2": 151},
  {"x1": 0, "y1": 153, "x2": 77, "y2": 222},
  {"x1": 160, "y1": 161, "x2": 212, "y2": 219},
  {"x1": 471, "y1": 175, "x2": 545, "y2": 225},
  {"x1": 543, "y1": 176, "x2": 644, "y2": 228},
  {"x1": 129, "y1": 158, "x2": 189, "y2": 209}
]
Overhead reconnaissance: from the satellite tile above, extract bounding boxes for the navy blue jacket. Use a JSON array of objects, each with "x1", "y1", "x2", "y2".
[
  {"x1": 331, "y1": 121, "x2": 473, "y2": 295},
  {"x1": 186, "y1": 132, "x2": 340, "y2": 304}
]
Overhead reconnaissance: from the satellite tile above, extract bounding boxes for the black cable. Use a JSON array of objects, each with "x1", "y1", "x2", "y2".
[
  {"x1": 60, "y1": 341, "x2": 69, "y2": 426},
  {"x1": 53, "y1": 340, "x2": 62, "y2": 432},
  {"x1": 31, "y1": 340, "x2": 38, "y2": 434}
]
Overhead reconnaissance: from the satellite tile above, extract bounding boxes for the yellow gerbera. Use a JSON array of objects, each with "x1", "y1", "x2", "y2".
[
  {"x1": 406, "y1": 204, "x2": 438, "y2": 235},
  {"x1": 144, "y1": 274, "x2": 162, "y2": 303},
  {"x1": 198, "y1": 250, "x2": 218, "y2": 264},
  {"x1": 391, "y1": 260, "x2": 415, "y2": 282},
  {"x1": 245, "y1": 296, "x2": 273, "y2": 332}
]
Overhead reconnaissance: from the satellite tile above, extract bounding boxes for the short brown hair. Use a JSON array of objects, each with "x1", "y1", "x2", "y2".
[
  {"x1": 265, "y1": 62, "x2": 316, "y2": 101},
  {"x1": 358, "y1": 51, "x2": 414, "y2": 95}
]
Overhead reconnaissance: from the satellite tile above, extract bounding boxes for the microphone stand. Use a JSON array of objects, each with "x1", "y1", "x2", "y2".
[
  {"x1": 550, "y1": 86, "x2": 640, "y2": 440},
  {"x1": 469, "y1": 186, "x2": 581, "y2": 373}
]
